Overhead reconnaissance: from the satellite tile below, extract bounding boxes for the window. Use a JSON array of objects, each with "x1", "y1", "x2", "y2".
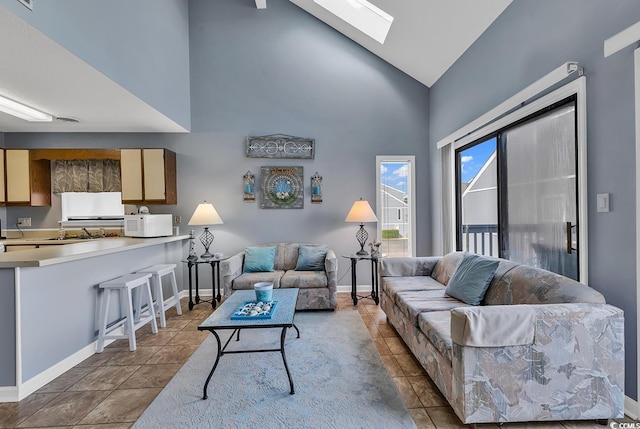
[
  {"x1": 377, "y1": 156, "x2": 415, "y2": 257},
  {"x1": 455, "y1": 97, "x2": 582, "y2": 280}
]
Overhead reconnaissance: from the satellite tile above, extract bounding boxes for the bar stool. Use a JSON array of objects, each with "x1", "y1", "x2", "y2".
[
  {"x1": 96, "y1": 273, "x2": 158, "y2": 352},
  {"x1": 138, "y1": 264, "x2": 182, "y2": 328}
]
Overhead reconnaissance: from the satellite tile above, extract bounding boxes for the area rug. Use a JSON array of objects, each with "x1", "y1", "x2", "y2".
[{"x1": 134, "y1": 311, "x2": 416, "y2": 429}]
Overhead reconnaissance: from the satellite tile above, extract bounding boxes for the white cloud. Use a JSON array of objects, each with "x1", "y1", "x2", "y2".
[
  {"x1": 461, "y1": 155, "x2": 473, "y2": 164},
  {"x1": 396, "y1": 180, "x2": 406, "y2": 188},
  {"x1": 380, "y1": 165, "x2": 388, "y2": 174},
  {"x1": 393, "y1": 165, "x2": 409, "y2": 178}
]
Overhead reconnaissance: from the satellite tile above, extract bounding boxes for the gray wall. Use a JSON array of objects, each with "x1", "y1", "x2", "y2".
[
  {"x1": 5, "y1": 0, "x2": 430, "y2": 283},
  {"x1": 429, "y1": 0, "x2": 640, "y2": 400},
  {"x1": 0, "y1": 0, "x2": 191, "y2": 130}
]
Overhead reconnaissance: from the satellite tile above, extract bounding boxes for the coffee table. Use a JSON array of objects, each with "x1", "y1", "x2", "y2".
[{"x1": 197, "y1": 288, "x2": 300, "y2": 399}]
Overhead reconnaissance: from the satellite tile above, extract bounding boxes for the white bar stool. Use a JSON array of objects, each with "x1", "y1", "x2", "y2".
[
  {"x1": 138, "y1": 264, "x2": 182, "y2": 328},
  {"x1": 96, "y1": 272, "x2": 158, "y2": 352}
]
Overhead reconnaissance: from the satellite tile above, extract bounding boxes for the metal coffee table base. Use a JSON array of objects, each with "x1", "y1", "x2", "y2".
[{"x1": 202, "y1": 324, "x2": 301, "y2": 399}]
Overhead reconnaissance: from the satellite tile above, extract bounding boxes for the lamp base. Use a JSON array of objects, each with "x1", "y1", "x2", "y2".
[
  {"x1": 356, "y1": 249, "x2": 369, "y2": 256},
  {"x1": 355, "y1": 223, "x2": 369, "y2": 256},
  {"x1": 200, "y1": 251, "x2": 213, "y2": 259},
  {"x1": 199, "y1": 227, "x2": 214, "y2": 260}
]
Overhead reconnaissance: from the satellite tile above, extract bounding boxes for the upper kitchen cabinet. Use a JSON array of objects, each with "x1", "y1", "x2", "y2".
[
  {"x1": 3, "y1": 149, "x2": 51, "y2": 206},
  {"x1": 120, "y1": 149, "x2": 177, "y2": 204}
]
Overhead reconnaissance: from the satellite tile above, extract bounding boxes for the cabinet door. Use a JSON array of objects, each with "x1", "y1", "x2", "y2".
[
  {"x1": 6, "y1": 150, "x2": 30, "y2": 203},
  {"x1": 120, "y1": 149, "x2": 143, "y2": 202},
  {"x1": 0, "y1": 150, "x2": 5, "y2": 204},
  {"x1": 143, "y1": 149, "x2": 166, "y2": 201}
]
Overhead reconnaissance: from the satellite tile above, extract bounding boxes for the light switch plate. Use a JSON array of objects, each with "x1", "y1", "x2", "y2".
[{"x1": 597, "y1": 193, "x2": 610, "y2": 212}]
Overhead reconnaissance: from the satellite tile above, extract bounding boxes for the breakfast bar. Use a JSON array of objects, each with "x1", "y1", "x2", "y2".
[{"x1": 0, "y1": 235, "x2": 188, "y2": 402}]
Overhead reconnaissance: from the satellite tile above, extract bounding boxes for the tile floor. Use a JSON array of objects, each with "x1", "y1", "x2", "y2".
[{"x1": 0, "y1": 293, "x2": 629, "y2": 428}]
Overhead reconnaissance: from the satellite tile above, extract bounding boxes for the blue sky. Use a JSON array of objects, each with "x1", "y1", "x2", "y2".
[
  {"x1": 380, "y1": 163, "x2": 408, "y2": 191},
  {"x1": 459, "y1": 137, "x2": 496, "y2": 183}
]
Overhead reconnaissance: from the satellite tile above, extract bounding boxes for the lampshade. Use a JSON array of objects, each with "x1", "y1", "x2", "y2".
[
  {"x1": 345, "y1": 198, "x2": 378, "y2": 223},
  {"x1": 188, "y1": 201, "x2": 224, "y2": 226}
]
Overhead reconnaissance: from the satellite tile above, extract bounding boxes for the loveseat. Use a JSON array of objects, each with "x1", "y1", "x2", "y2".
[
  {"x1": 220, "y1": 243, "x2": 337, "y2": 310},
  {"x1": 380, "y1": 251, "x2": 624, "y2": 425}
]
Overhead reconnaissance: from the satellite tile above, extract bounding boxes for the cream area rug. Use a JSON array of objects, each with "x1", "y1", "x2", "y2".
[{"x1": 134, "y1": 311, "x2": 416, "y2": 429}]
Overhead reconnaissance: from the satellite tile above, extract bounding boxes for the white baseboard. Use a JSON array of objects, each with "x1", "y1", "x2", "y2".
[
  {"x1": 625, "y1": 395, "x2": 639, "y2": 419},
  {"x1": 0, "y1": 386, "x2": 18, "y2": 402},
  {"x1": 0, "y1": 328, "x2": 124, "y2": 403}
]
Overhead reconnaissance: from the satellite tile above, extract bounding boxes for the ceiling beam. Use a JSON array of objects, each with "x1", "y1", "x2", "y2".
[{"x1": 255, "y1": 0, "x2": 266, "y2": 9}]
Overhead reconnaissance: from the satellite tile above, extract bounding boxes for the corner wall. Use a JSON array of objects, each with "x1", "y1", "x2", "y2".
[
  {"x1": 429, "y1": 0, "x2": 640, "y2": 400},
  {"x1": 0, "y1": 0, "x2": 191, "y2": 130}
]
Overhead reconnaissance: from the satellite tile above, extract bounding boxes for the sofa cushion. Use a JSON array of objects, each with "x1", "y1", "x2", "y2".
[
  {"x1": 275, "y1": 243, "x2": 300, "y2": 271},
  {"x1": 444, "y1": 253, "x2": 499, "y2": 306},
  {"x1": 281, "y1": 270, "x2": 328, "y2": 289},
  {"x1": 417, "y1": 311, "x2": 453, "y2": 365},
  {"x1": 243, "y1": 246, "x2": 276, "y2": 273},
  {"x1": 382, "y1": 276, "x2": 445, "y2": 307},
  {"x1": 431, "y1": 252, "x2": 464, "y2": 286},
  {"x1": 295, "y1": 244, "x2": 327, "y2": 271},
  {"x1": 232, "y1": 271, "x2": 284, "y2": 290},
  {"x1": 483, "y1": 264, "x2": 606, "y2": 305},
  {"x1": 396, "y1": 289, "x2": 469, "y2": 326}
]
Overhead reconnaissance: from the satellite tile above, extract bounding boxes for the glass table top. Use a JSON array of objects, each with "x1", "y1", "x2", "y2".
[{"x1": 198, "y1": 288, "x2": 299, "y2": 329}]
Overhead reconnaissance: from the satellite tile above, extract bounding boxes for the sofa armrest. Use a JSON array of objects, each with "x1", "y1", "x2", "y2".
[
  {"x1": 220, "y1": 251, "x2": 244, "y2": 297},
  {"x1": 451, "y1": 305, "x2": 535, "y2": 347},
  {"x1": 380, "y1": 256, "x2": 441, "y2": 277},
  {"x1": 450, "y1": 303, "x2": 625, "y2": 423}
]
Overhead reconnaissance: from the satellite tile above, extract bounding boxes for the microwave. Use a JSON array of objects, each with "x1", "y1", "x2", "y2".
[{"x1": 124, "y1": 214, "x2": 173, "y2": 238}]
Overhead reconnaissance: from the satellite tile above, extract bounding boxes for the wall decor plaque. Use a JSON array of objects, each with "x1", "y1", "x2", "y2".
[
  {"x1": 246, "y1": 134, "x2": 315, "y2": 159},
  {"x1": 260, "y1": 166, "x2": 304, "y2": 209}
]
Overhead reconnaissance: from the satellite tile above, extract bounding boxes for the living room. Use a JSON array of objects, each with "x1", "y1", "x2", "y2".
[{"x1": 0, "y1": 0, "x2": 638, "y2": 427}]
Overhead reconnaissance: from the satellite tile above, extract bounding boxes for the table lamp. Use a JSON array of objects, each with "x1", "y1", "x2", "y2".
[
  {"x1": 188, "y1": 201, "x2": 223, "y2": 259},
  {"x1": 345, "y1": 198, "x2": 378, "y2": 255}
]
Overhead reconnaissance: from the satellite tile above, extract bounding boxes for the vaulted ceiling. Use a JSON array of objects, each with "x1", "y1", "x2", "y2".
[{"x1": 0, "y1": 0, "x2": 512, "y2": 132}]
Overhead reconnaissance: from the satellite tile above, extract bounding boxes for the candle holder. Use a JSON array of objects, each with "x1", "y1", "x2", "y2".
[
  {"x1": 243, "y1": 171, "x2": 255, "y2": 202},
  {"x1": 311, "y1": 172, "x2": 322, "y2": 204}
]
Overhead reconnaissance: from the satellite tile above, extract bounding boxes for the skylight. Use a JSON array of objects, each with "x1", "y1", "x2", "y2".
[{"x1": 314, "y1": 0, "x2": 394, "y2": 44}]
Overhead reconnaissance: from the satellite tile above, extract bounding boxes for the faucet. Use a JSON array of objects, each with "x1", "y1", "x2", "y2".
[{"x1": 82, "y1": 228, "x2": 93, "y2": 239}]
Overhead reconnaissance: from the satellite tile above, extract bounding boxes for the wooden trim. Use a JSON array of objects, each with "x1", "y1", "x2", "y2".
[
  {"x1": 164, "y1": 150, "x2": 177, "y2": 204},
  {"x1": 29, "y1": 149, "x2": 121, "y2": 161}
]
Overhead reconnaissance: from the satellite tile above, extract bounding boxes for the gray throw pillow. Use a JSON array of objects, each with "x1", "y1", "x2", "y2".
[{"x1": 295, "y1": 244, "x2": 328, "y2": 271}]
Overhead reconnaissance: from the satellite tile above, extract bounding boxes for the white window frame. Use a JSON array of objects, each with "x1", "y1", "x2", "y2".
[{"x1": 376, "y1": 155, "x2": 416, "y2": 257}]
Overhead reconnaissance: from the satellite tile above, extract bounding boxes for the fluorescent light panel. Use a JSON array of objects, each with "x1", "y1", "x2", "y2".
[
  {"x1": 0, "y1": 94, "x2": 52, "y2": 122},
  {"x1": 314, "y1": 0, "x2": 394, "y2": 44}
]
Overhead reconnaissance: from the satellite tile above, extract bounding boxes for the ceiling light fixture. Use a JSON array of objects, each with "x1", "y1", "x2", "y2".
[
  {"x1": 0, "y1": 94, "x2": 53, "y2": 122},
  {"x1": 314, "y1": 0, "x2": 394, "y2": 44}
]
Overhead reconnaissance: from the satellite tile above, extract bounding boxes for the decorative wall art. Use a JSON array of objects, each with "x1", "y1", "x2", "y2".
[
  {"x1": 243, "y1": 170, "x2": 255, "y2": 202},
  {"x1": 246, "y1": 134, "x2": 315, "y2": 159},
  {"x1": 260, "y1": 166, "x2": 304, "y2": 209},
  {"x1": 311, "y1": 172, "x2": 323, "y2": 204}
]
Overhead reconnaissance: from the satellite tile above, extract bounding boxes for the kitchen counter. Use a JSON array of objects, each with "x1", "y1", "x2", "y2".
[
  {"x1": 0, "y1": 235, "x2": 188, "y2": 268},
  {"x1": 0, "y1": 234, "x2": 189, "y2": 402}
]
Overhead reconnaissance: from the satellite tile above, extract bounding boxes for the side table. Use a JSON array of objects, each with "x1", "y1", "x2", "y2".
[
  {"x1": 341, "y1": 254, "x2": 381, "y2": 305},
  {"x1": 182, "y1": 256, "x2": 229, "y2": 310}
]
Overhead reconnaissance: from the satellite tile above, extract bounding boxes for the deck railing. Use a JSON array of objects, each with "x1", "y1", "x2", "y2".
[{"x1": 461, "y1": 224, "x2": 498, "y2": 257}]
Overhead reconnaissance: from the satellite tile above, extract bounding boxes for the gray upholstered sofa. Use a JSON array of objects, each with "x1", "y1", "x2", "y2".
[
  {"x1": 220, "y1": 242, "x2": 337, "y2": 310},
  {"x1": 380, "y1": 251, "x2": 624, "y2": 425}
]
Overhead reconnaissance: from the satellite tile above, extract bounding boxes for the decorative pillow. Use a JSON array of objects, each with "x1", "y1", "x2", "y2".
[
  {"x1": 295, "y1": 244, "x2": 328, "y2": 271},
  {"x1": 444, "y1": 253, "x2": 499, "y2": 306},
  {"x1": 243, "y1": 246, "x2": 276, "y2": 273}
]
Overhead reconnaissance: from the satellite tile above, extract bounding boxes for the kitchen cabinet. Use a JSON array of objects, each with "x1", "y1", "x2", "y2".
[
  {"x1": 3, "y1": 149, "x2": 51, "y2": 206},
  {"x1": 0, "y1": 150, "x2": 4, "y2": 204},
  {"x1": 121, "y1": 148, "x2": 177, "y2": 204}
]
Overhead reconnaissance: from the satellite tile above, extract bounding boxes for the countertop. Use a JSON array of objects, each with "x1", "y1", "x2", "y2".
[{"x1": 0, "y1": 235, "x2": 189, "y2": 268}]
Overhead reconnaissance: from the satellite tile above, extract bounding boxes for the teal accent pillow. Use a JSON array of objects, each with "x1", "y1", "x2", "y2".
[
  {"x1": 295, "y1": 244, "x2": 328, "y2": 271},
  {"x1": 243, "y1": 246, "x2": 276, "y2": 273},
  {"x1": 444, "y1": 253, "x2": 499, "y2": 306}
]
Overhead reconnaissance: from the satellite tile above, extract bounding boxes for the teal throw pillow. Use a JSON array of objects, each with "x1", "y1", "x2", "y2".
[
  {"x1": 295, "y1": 244, "x2": 328, "y2": 271},
  {"x1": 243, "y1": 246, "x2": 276, "y2": 273},
  {"x1": 444, "y1": 253, "x2": 499, "y2": 306}
]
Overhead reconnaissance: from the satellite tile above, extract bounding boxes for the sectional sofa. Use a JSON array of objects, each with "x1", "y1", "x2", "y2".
[{"x1": 380, "y1": 251, "x2": 624, "y2": 425}]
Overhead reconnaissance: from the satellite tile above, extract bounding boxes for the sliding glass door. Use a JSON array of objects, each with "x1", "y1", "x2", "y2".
[{"x1": 456, "y1": 97, "x2": 580, "y2": 280}]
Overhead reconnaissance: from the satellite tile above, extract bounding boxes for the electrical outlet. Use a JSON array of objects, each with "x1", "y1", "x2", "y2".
[
  {"x1": 18, "y1": 217, "x2": 31, "y2": 227},
  {"x1": 174, "y1": 215, "x2": 181, "y2": 225}
]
